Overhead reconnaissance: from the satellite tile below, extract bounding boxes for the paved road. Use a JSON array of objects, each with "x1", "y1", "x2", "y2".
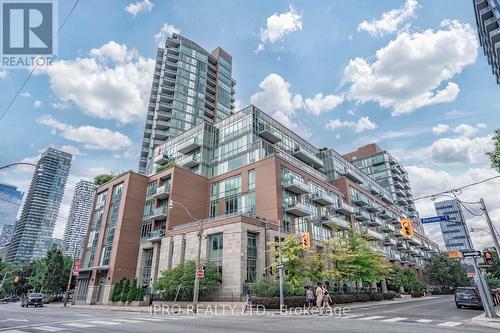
[{"x1": 0, "y1": 296, "x2": 497, "y2": 332}]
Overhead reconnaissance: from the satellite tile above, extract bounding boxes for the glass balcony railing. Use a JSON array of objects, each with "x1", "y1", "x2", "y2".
[
  {"x1": 312, "y1": 192, "x2": 335, "y2": 206},
  {"x1": 153, "y1": 183, "x2": 170, "y2": 199},
  {"x1": 282, "y1": 177, "x2": 309, "y2": 194},
  {"x1": 284, "y1": 202, "x2": 311, "y2": 217}
]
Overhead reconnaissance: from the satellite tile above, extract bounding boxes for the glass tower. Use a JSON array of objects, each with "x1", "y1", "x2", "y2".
[
  {"x1": 473, "y1": 0, "x2": 500, "y2": 85},
  {"x1": 7, "y1": 148, "x2": 72, "y2": 263},
  {"x1": 434, "y1": 199, "x2": 474, "y2": 251},
  {"x1": 0, "y1": 182, "x2": 23, "y2": 246},
  {"x1": 139, "y1": 33, "x2": 236, "y2": 174}
]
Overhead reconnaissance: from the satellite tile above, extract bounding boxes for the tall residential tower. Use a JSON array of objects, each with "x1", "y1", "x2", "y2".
[
  {"x1": 62, "y1": 180, "x2": 96, "y2": 259},
  {"x1": 473, "y1": 0, "x2": 500, "y2": 85},
  {"x1": 0, "y1": 183, "x2": 23, "y2": 246},
  {"x1": 139, "y1": 33, "x2": 236, "y2": 174},
  {"x1": 434, "y1": 199, "x2": 474, "y2": 251},
  {"x1": 7, "y1": 148, "x2": 72, "y2": 263}
]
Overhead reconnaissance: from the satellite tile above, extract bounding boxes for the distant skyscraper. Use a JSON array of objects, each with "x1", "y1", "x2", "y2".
[
  {"x1": 138, "y1": 33, "x2": 236, "y2": 174},
  {"x1": 0, "y1": 224, "x2": 15, "y2": 246},
  {"x1": 62, "y1": 180, "x2": 95, "y2": 259},
  {"x1": 434, "y1": 199, "x2": 474, "y2": 251},
  {"x1": 473, "y1": 0, "x2": 500, "y2": 85},
  {"x1": 7, "y1": 148, "x2": 72, "y2": 263},
  {"x1": 0, "y1": 182, "x2": 23, "y2": 244}
]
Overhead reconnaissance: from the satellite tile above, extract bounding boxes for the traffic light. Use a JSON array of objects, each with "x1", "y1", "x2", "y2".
[
  {"x1": 400, "y1": 219, "x2": 414, "y2": 237},
  {"x1": 301, "y1": 232, "x2": 311, "y2": 248},
  {"x1": 483, "y1": 251, "x2": 494, "y2": 265}
]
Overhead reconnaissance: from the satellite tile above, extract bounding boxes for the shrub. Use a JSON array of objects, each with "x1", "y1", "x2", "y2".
[
  {"x1": 249, "y1": 277, "x2": 281, "y2": 297},
  {"x1": 411, "y1": 291, "x2": 424, "y2": 298},
  {"x1": 369, "y1": 293, "x2": 383, "y2": 301},
  {"x1": 331, "y1": 294, "x2": 355, "y2": 304},
  {"x1": 354, "y1": 293, "x2": 370, "y2": 302},
  {"x1": 383, "y1": 291, "x2": 397, "y2": 300},
  {"x1": 126, "y1": 279, "x2": 138, "y2": 302},
  {"x1": 250, "y1": 296, "x2": 306, "y2": 308},
  {"x1": 120, "y1": 279, "x2": 130, "y2": 302}
]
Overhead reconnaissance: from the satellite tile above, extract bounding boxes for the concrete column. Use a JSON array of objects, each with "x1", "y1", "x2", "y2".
[{"x1": 381, "y1": 280, "x2": 388, "y2": 294}]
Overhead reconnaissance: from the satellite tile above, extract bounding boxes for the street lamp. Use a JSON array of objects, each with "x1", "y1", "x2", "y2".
[
  {"x1": 168, "y1": 200, "x2": 203, "y2": 314},
  {"x1": 0, "y1": 162, "x2": 43, "y2": 175}
]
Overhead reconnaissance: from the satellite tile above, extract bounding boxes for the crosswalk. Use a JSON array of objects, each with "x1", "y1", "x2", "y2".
[
  {"x1": 335, "y1": 314, "x2": 464, "y2": 327},
  {"x1": 0, "y1": 316, "x2": 189, "y2": 333}
]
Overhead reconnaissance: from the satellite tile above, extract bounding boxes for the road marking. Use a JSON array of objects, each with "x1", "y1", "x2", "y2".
[
  {"x1": 63, "y1": 323, "x2": 96, "y2": 328},
  {"x1": 341, "y1": 314, "x2": 365, "y2": 319},
  {"x1": 32, "y1": 326, "x2": 67, "y2": 332},
  {"x1": 87, "y1": 320, "x2": 121, "y2": 325},
  {"x1": 132, "y1": 317, "x2": 164, "y2": 321},
  {"x1": 73, "y1": 314, "x2": 92, "y2": 317},
  {"x1": 0, "y1": 319, "x2": 29, "y2": 323},
  {"x1": 2, "y1": 330, "x2": 29, "y2": 333},
  {"x1": 381, "y1": 317, "x2": 408, "y2": 322},
  {"x1": 438, "y1": 321, "x2": 462, "y2": 327},
  {"x1": 113, "y1": 319, "x2": 143, "y2": 323},
  {"x1": 359, "y1": 315, "x2": 385, "y2": 320},
  {"x1": 416, "y1": 319, "x2": 433, "y2": 323}
]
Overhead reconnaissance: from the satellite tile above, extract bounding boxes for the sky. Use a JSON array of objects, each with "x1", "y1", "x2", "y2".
[{"x1": 0, "y1": 0, "x2": 499, "y2": 250}]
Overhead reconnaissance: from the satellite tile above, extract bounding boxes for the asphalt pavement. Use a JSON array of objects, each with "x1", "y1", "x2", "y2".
[{"x1": 0, "y1": 295, "x2": 498, "y2": 332}]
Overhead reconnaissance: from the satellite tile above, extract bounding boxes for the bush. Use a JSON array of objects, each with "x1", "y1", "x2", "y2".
[
  {"x1": 369, "y1": 293, "x2": 383, "y2": 301},
  {"x1": 383, "y1": 291, "x2": 397, "y2": 300},
  {"x1": 250, "y1": 296, "x2": 306, "y2": 308},
  {"x1": 126, "y1": 279, "x2": 138, "y2": 302},
  {"x1": 411, "y1": 291, "x2": 424, "y2": 298},
  {"x1": 331, "y1": 294, "x2": 355, "y2": 304},
  {"x1": 249, "y1": 277, "x2": 281, "y2": 297},
  {"x1": 120, "y1": 279, "x2": 130, "y2": 302},
  {"x1": 354, "y1": 293, "x2": 370, "y2": 302}
]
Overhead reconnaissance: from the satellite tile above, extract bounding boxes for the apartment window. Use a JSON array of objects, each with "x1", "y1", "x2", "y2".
[
  {"x1": 209, "y1": 201, "x2": 217, "y2": 218},
  {"x1": 247, "y1": 233, "x2": 257, "y2": 283},
  {"x1": 224, "y1": 195, "x2": 238, "y2": 215},
  {"x1": 208, "y1": 233, "x2": 223, "y2": 275},
  {"x1": 248, "y1": 169, "x2": 256, "y2": 191},
  {"x1": 142, "y1": 249, "x2": 153, "y2": 285},
  {"x1": 168, "y1": 240, "x2": 175, "y2": 269},
  {"x1": 180, "y1": 237, "x2": 187, "y2": 264}
]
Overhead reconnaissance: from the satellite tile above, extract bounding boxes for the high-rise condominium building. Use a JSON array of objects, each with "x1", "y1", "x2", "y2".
[
  {"x1": 138, "y1": 33, "x2": 236, "y2": 174},
  {"x1": 434, "y1": 199, "x2": 474, "y2": 251},
  {"x1": 77, "y1": 105, "x2": 438, "y2": 304},
  {"x1": 473, "y1": 0, "x2": 500, "y2": 84},
  {"x1": 7, "y1": 148, "x2": 72, "y2": 263},
  {"x1": 62, "y1": 180, "x2": 96, "y2": 259},
  {"x1": 0, "y1": 224, "x2": 15, "y2": 246},
  {"x1": 0, "y1": 183, "x2": 23, "y2": 245}
]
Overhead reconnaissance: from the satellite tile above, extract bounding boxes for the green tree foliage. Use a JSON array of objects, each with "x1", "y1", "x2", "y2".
[
  {"x1": 27, "y1": 260, "x2": 47, "y2": 292},
  {"x1": 155, "y1": 261, "x2": 221, "y2": 300},
  {"x1": 424, "y1": 253, "x2": 469, "y2": 289},
  {"x1": 487, "y1": 129, "x2": 500, "y2": 173},
  {"x1": 42, "y1": 248, "x2": 66, "y2": 295},
  {"x1": 324, "y1": 232, "x2": 391, "y2": 285},
  {"x1": 126, "y1": 279, "x2": 138, "y2": 302},
  {"x1": 155, "y1": 162, "x2": 179, "y2": 173},
  {"x1": 111, "y1": 279, "x2": 124, "y2": 302},
  {"x1": 120, "y1": 279, "x2": 130, "y2": 302},
  {"x1": 94, "y1": 174, "x2": 114, "y2": 185},
  {"x1": 387, "y1": 267, "x2": 425, "y2": 292}
]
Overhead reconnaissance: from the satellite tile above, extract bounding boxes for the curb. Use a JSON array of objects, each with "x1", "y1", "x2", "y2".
[{"x1": 471, "y1": 311, "x2": 500, "y2": 330}]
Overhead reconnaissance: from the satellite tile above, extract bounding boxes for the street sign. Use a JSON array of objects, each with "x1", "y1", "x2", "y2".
[
  {"x1": 462, "y1": 250, "x2": 482, "y2": 257},
  {"x1": 276, "y1": 264, "x2": 284, "y2": 270},
  {"x1": 72, "y1": 260, "x2": 81, "y2": 276},
  {"x1": 420, "y1": 215, "x2": 450, "y2": 224},
  {"x1": 196, "y1": 268, "x2": 204, "y2": 278}
]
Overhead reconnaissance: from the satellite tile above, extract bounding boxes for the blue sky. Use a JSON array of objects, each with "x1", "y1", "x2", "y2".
[{"x1": 0, "y1": 0, "x2": 499, "y2": 248}]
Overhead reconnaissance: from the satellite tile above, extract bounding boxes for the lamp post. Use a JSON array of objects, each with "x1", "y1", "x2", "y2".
[
  {"x1": 168, "y1": 200, "x2": 203, "y2": 314},
  {"x1": 0, "y1": 162, "x2": 43, "y2": 175}
]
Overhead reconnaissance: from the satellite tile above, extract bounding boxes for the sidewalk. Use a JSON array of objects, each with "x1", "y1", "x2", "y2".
[
  {"x1": 46, "y1": 295, "x2": 441, "y2": 314},
  {"x1": 471, "y1": 309, "x2": 500, "y2": 330}
]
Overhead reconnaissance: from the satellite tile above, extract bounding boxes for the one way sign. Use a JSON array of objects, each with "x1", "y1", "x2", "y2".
[{"x1": 462, "y1": 250, "x2": 481, "y2": 257}]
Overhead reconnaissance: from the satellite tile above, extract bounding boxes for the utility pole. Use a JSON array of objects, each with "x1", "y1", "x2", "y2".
[
  {"x1": 469, "y1": 256, "x2": 497, "y2": 318},
  {"x1": 278, "y1": 220, "x2": 284, "y2": 310},
  {"x1": 480, "y1": 198, "x2": 500, "y2": 258},
  {"x1": 64, "y1": 246, "x2": 79, "y2": 307},
  {"x1": 193, "y1": 217, "x2": 203, "y2": 314}
]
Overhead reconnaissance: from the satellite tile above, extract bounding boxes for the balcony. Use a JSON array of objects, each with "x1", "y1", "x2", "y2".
[
  {"x1": 327, "y1": 216, "x2": 351, "y2": 230},
  {"x1": 179, "y1": 155, "x2": 200, "y2": 168},
  {"x1": 368, "y1": 217, "x2": 383, "y2": 227},
  {"x1": 396, "y1": 241, "x2": 407, "y2": 250},
  {"x1": 384, "y1": 237, "x2": 397, "y2": 247},
  {"x1": 178, "y1": 137, "x2": 201, "y2": 154},
  {"x1": 394, "y1": 228, "x2": 403, "y2": 238},
  {"x1": 380, "y1": 209, "x2": 390, "y2": 219},
  {"x1": 335, "y1": 201, "x2": 354, "y2": 215},
  {"x1": 351, "y1": 194, "x2": 368, "y2": 206},
  {"x1": 408, "y1": 237, "x2": 421, "y2": 246},
  {"x1": 292, "y1": 147, "x2": 324, "y2": 169},
  {"x1": 341, "y1": 168, "x2": 363, "y2": 184},
  {"x1": 312, "y1": 192, "x2": 335, "y2": 206},
  {"x1": 387, "y1": 251, "x2": 401, "y2": 261},
  {"x1": 283, "y1": 178, "x2": 309, "y2": 195},
  {"x1": 381, "y1": 221, "x2": 395, "y2": 233},
  {"x1": 354, "y1": 209, "x2": 370, "y2": 221},
  {"x1": 366, "y1": 229, "x2": 384, "y2": 242},
  {"x1": 285, "y1": 202, "x2": 311, "y2": 217},
  {"x1": 258, "y1": 126, "x2": 281, "y2": 144},
  {"x1": 154, "y1": 152, "x2": 170, "y2": 165},
  {"x1": 151, "y1": 206, "x2": 167, "y2": 221},
  {"x1": 147, "y1": 229, "x2": 165, "y2": 242},
  {"x1": 153, "y1": 183, "x2": 170, "y2": 199}
]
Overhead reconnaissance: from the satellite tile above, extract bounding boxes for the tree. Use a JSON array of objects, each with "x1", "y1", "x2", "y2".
[
  {"x1": 42, "y1": 248, "x2": 66, "y2": 295},
  {"x1": 94, "y1": 174, "x2": 114, "y2": 186},
  {"x1": 111, "y1": 279, "x2": 124, "y2": 302},
  {"x1": 120, "y1": 279, "x2": 130, "y2": 302},
  {"x1": 155, "y1": 261, "x2": 221, "y2": 300},
  {"x1": 28, "y1": 259, "x2": 47, "y2": 292},
  {"x1": 424, "y1": 253, "x2": 468, "y2": 290},
  {"x1": 487, "y1": 129, "x2": 500, "y2": 172},
  {"x1": 126, "y1": 279, "x2": 138, "y2": 302},
  {"x1": 387, "y1": 267, "x2": 424, "y2": 293},
  {"x1": 155, "y1": 162, "x2": 179, "y2": 173}
]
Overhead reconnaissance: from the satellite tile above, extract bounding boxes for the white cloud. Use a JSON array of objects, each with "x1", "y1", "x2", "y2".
[
  {"x1": 347, "y1": 109, "x2": 356, "y2": 116},
  {"x1": 304, "y1": 93, "x2": 344, "y2": 115},
  {"x1": 33, "y1": 100, "x2": 42, "y2": 108},
  {"x1": 60, "y1": 145, "x2": 84, "y2": 156},
  {"x1": 358, "y1": 0, "x2": 419, "y2": 37},
  {"x1": 345, "y1": 20, "x2": 478, "y2": 115},
  {"x1": 325, "y1": 116, "x2": 377, "y2": 133},
  {"x1": 417, "y1": 135, "x2": 493, "y2": 164},
  {"x1": 477, "y1": 123, "x2": 487, "y2": 129},
  {"x1": 20, "y1": 92, "x2": 31, "y2": 97},
  {"x1": 432, "y1": 123, "x2": 450, "y2": 135},
  {"x1": 0, "y1": 70, "x2": 7, "y2": 78},
  {"x1": 50, "y1": 101, "x2": 71, "y2": 110},
  {"x1": 250, "y1": 73, "x2": 310, "y2": 138},
  {"x1": 454, "y1": 124, "x2": 479, "y2": 138},
  {"x1": 256, "y1": 6, "x2": 302, "y2": 53},
  {"x1": 37, "y1": 115, "x2": 132, "y2": 151},
  {"x1": 407, "y1": 166, "x2": 500, "y2": 250},
  {"x1": 154, "y1": 23, "x2": 180, "y2": 46},
  {"x1": 124, "y1": 0, "x2": 154, "y2": 17},
  {"x1": 35, "y1": 41, "x2": 155, "y2": 124}
]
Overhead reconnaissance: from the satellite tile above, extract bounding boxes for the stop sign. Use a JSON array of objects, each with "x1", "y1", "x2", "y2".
[{"x1": 196, "y1": 268, "x2": 204, "y2": 278}]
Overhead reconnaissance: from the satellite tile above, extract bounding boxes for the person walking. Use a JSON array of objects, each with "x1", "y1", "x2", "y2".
[
  {"x1": 322, "y1": 282, "x2": 332, "y2": 314},
  {"x1": 305, "y1": 286, "x2": 314, "y2": 314},
  {"x1": 315, "y1": 282, "x2": 324, "y2": 315},
  {"x1": 243, "y1": 292, "x2": 252, "y2": 314}
]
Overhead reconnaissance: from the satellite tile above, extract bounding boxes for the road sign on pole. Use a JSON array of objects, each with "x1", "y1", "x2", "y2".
[
  {"x1": 72, "y1": 260, "x2": 81, "y2": 276},
  {"x1": 276, "y1": 264, "x2": 284, "y2": 270},
  {"x1": 196, "y1": 268, "x2": 204, "y2": 278},
  {"x1": 420, "y1": 215, "x2": 450, "y2": 224},
  {"x1": 462, "y1": 250, "x2": 482, "y2": 257}
]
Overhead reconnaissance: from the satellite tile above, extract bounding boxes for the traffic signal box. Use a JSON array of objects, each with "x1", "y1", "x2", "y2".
[
  {"x1": 483, "y1": 251, "x2": 494, "y2": 265},
  {"x1": 301, "y1": 232, "x2": 311, "y2": 248},
  {"x1": 400, "y1": 218, "x2": 414, "y2": 237}
]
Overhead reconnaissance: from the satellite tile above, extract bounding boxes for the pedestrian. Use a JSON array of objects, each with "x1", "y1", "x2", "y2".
[
  {"x1": 322, "y1": 282, "x2": 332, "y2": 314},
  {"x1": 243, "y1": 292, "x2": 252, "y2": 314},
  {"x1": 315, "y1": 282, "x2": 324, "y2": 316},
  {"x1": 305, "y1": 286, "x2": 314, "y2": 314}
]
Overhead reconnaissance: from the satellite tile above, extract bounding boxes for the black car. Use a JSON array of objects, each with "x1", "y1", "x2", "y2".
[
  {"x1": 455, "y1": 287, "x2": 482, "y2": 309},
  {"x1": 21, "y1": 293, "x2": 44, "y2": 307}
]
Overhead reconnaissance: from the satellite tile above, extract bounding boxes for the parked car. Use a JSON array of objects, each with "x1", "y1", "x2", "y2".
[
  {"x1": 21, "y1": 293, "x2": 44, "y2": 307},
  {"x1": 455, "y1": 287, "x2": 483, "y2": 309}
]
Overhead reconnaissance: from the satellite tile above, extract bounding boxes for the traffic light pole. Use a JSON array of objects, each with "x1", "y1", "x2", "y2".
[
  {"x1": 192, "y1": 217, "x2": 203, "y2": 314},
  {"x1": 278, "y1": 220, "x2": 285, "y2": 311},
  {"x1": 480, "y1": 198, "x2": 500, "y2": 258},
  {"x1": 470, "y1": 256, "x2": 497, "y2": 318}
]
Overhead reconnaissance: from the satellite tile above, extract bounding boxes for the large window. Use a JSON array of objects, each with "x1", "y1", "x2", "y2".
[
  {"x1": 141, "y1": 249, "x2": 153, "y2": 285},
  {"x1": 247, "y1": 233, "x2": 257, "y2": 282},
  {"x1": 207, "y1": 233, "x2": 223, "y2": 275},
  {"x1": 248, "y1": 169, "x2": 255, "y2": 191}
]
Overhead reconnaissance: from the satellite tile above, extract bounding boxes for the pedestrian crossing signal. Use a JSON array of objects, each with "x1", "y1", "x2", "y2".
[
  {"x1": 301, "y1": 232, "x2": 311, "y2": 248},
  {"x1": 400, "y1": 219, "x2": 414, "y2": 237}
]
